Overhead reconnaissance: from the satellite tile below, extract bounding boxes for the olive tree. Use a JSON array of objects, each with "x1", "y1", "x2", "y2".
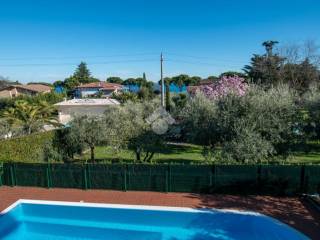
[
  {"x1": 181, "y1": 84, "x2": 301, "y2": 163},
  {"x1": 104, "y1": 99, "x2": 166, "y2": 162},
  {"x1": 68, "y1": 115, "x2": 106, "y2": 162}
]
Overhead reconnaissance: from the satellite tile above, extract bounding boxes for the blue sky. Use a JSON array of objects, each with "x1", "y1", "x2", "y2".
[{"x1": 0, "y1": 0, "x2": 319, "y2": 83}]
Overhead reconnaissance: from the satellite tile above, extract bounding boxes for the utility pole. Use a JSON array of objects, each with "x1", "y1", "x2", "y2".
[{"x1": 160, "y1": 52, "x2": 165, "y2": 107}]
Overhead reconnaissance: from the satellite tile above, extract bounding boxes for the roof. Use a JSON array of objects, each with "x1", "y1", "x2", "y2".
[
  {"x1": 1, "y1": 84, "x2": 52, "y2": 93},
  {"x1": 55, "y1": 98, "x2": 120, "y2": 106},
  {"x1": 75, "y1": 82, "x2": 122, "y2": 90}
]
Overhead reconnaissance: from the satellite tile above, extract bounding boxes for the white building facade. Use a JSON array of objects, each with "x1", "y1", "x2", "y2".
[{"x1": 55, "y1": 98, "x2": 120, "y2": 125}]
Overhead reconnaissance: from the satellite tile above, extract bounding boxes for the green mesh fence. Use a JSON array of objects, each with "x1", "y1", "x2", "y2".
[
  {"x1": 2, "y1": 163, "x2": 320, "y2": 195},
  {"x1": 170, "y1": 165, "x2": 212, "y2": 192},
  {"x1": 304, "y1": 165, "x2": 320, "y2": 193},
  {"x1": 88, "y1": 164, "x2": 125, "y2": 190},
  {"x1": 127, "y1": 164, "x2": 167, "y2": 192},
  {"x1": 213, "y1": 165, "x2": 258, "y2": 193},
  {"x1": 260, "y1": 165, "x2": 302, "y2": 195}
]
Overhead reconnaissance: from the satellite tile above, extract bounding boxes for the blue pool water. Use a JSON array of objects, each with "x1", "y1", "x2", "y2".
[{"x1": 0, "y1": 200, "x2": 308, "y2": 240}]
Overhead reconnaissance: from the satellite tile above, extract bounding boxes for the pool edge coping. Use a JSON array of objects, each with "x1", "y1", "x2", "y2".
[{"x1": 1, "y1": 199, "x2": 263, "y2": 216}]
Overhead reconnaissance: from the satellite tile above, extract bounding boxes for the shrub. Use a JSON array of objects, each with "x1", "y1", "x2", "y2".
[{"x1": 0, "y1": 131, "x2": 54, "y2": 162}]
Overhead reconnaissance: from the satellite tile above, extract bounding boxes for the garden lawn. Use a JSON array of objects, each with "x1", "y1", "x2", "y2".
[
  {"x1": 76, "y1": 142, "x2": 320, "y2": 164},
  {"x1": 76, "y1": 143, "x2": 204, "y2": 163}
]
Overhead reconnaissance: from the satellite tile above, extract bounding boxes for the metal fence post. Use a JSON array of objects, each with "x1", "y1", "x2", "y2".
[
  {"x1": 46, "y1": 163, "x2": 51, "y2": 188},
  {"x1": 83, "y1": 164, "x2": 88, "y2": 190},
  {"x1": 300, "y1": 165, "x2": 306, "y2": 193},
  {"x1": 0, "y1": 162, "x2": 3, "y2": 186},
  {"x1": 257, "y1": 165, "x2": 262, "y2": 192},
  {"x1": 123, "y1": 164, "x2": 127, "y2": 191},
  {"x1": 210, "y1": 165, "x2": 214, "y2": 188},
  {"x1": 165, "y1": 166, "x2": 169, "y2": 192},
  {"x1": 167, "y1": 165, "x2": 171, "y2": 192},
  {"x1": 10, "y1": 163, "x2": 15, "y2": 186}
]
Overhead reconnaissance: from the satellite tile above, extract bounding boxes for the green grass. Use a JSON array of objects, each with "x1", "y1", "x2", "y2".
[
  {"x1": 76, "y1": 143, "x2": 205, "y2": 163},
  {"x1": 76, "y1": 142, "x2": 320, "y2": 164}
]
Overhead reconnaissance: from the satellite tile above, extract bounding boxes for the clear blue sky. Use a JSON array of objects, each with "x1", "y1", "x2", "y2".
[{"x1": 0, "y1": 0, "x2": 319, "y2": 83}]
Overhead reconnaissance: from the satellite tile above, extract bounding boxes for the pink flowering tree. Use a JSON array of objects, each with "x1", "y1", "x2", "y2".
[{"x1": 199, "y1": 75, "x2": 248, "y2": 100}]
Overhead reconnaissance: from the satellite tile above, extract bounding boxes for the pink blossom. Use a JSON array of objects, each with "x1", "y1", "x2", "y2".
[{"x1": 199, "y1": 76, "x2": 248, "y2": 100}]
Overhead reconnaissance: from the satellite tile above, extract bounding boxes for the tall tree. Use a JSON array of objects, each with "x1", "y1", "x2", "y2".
[
  {"x1": 262, "y1": 40, "x2": 279, "y2": 57},
  {"x1": 68, "y1": 115, "x2": 106, "y2": 162},
  {"x1": 172, "y1": 74, "x2": 189, "y2": 92},
  {"x1": 106, "y1": 77, "x2": 123, "y2": 84},
  {"x1": 244, "y1": 41, "x2": 285, "y2": 86},
  {"x1": 63, "y1": 62, "x2": 99, "y2": 90}
]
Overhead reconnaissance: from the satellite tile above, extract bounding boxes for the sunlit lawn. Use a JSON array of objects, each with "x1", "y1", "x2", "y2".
[{"x1": 76, "y1": 142, "x2": 320, "y2": 164}]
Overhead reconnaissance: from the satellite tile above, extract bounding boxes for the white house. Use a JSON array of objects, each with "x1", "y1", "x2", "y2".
[{"x1": 55, "y1": 98, "x2": 120, "y2": 125}]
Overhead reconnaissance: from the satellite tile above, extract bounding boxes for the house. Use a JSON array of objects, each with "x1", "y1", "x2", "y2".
[
  {"x1": 74, "y1": 82, "x2": 124, "y2": 98},
  {"x1": 54, "y1": 98, "x2": 120, "y2": 124},
  {"x1": 0, "y1": 84, "x2": 52, "y2": 99}
]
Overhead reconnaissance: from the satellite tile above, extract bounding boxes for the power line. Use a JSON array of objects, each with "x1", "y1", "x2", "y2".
[
  {"x1": 0, "y1": 53, "x2": 159, "y2": 61},
  {"x1": 165, "y1": 58, "x2": 244, "y2": 69},
  {"x1": 0, "y1": 59, "x2": 158, "y2": 67},
  {"x1": 164, "y1": 52, "x2": 248, "y2": 64}
]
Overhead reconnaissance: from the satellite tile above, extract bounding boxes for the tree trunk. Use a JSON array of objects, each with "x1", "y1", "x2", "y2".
[
  {"x1": 135, "y1": 147, "x2": 141, "y2": 162},
  {"x1": 90, "y1": 146, "x2": 95, "y2": 162},
  {"x1": 146, "y1": 152, "x2": 154, "y2": 162}
]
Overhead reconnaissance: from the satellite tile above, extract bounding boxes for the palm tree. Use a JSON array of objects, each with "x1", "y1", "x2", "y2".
[
  {"x1": 1, "y1": 100, "x2": 60, "y2": 134},
  {"x1": 262, "y1": 40, "x2": 279, "y2": 57}
]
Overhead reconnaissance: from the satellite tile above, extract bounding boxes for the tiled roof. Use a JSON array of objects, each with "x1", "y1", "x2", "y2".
[
  {"x1": 2, "y1": 84, "x2": 51, "y2": 93},
  {"x1": 76, "y1": 82, "x2": 122, "y2": 90}
]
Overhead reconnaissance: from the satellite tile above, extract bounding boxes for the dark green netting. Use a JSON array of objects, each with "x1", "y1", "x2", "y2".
[
  {"x1": 213, "y1": 165, "x2": 258, "y2": 193},
  {"x1": 50, "y1": 164, "x2": 84, "y2": 188},
  {"x1": 13, "y1": 163, "x2": 47, "y2": 187},
  {"x1": 127, "y1": 164, "x2": 167, "y2": 192},
  {"x1": 170, "y1": 165, "x2": 212, "y2": 193},
  {"x1": 304, "y1": 165, "x2": 320, "y2": 194},
  {"x1": 1, "y1": 163, "x2": 319, "y2": 195},
  {"x1": 260, "y1": 165, "x2": 302, "y2": 195},
  {"x1": 88, "y1": 164, "x2": 124, "y2": 190}
]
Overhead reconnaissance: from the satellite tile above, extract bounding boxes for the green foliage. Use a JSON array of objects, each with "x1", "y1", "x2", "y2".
[
  {"x1": 137, "y1": 86, "x2": 154, "y2": 100},
  {"x1": 51, "y1": 128, "x2": 83, "y2": 162},
  {"x1": 244, "y1": 54, "x2": 285, "y2": 86},
  {"x1": 221, "y1": 120, "x2": 275, "y2": 163},
  {"x1": 1, "y1": 100, "x2": 60, "y2": 135},
  {"x1": 282, "y1": 59, "x2": 319, "y2": 93},
  {"x1": 106, "y1": 76, "x2": 123, "y2": 84},
  {"x1": 0, "y1": 131, "x2": 54, "y2": 162},
  {"x1": 172, "y1": 93, "x2": 187, "y2": 109},
  {"x1": 62, "y1": 62, "x2": 99, "y2": 90},
  {"x1": 65, "y1": 116, "x2": 106, "y2": 162},
  {"x1": 302, "y1": 86, "x2": 320, "y2": 139},
  {"x1": 219, "y1": 71, "x2": 247, "y2": 79},
  {"x1": 111, "y1": 91, "x2": 138, "y2": 103},
  {"x1": 165, "y1": 82, "x2": 171, "y2": 111},
  {"x1": 181, "y1": 84, "x2": 301, "y2": 163},
  {"x1": 103, "y1": 100, "x2": 165, "y2": 162}
]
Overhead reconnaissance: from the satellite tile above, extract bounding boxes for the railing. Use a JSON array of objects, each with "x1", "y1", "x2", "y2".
[{"x1": 1, "y1": 163, "x2": 320, "y2": 195}]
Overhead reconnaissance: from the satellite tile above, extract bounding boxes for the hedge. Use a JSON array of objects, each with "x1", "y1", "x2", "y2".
[{"x1": 0, "y1": 131, "x2": 54, "y2": 163}]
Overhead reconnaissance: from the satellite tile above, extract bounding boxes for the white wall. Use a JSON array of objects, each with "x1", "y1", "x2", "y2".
[{"x1": 57, "y1": 105, "x2": 109, "y2": 125}]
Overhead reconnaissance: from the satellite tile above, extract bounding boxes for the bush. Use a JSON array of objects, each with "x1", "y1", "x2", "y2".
[{"x1": 0, "y1": 131, "x2": 54, "y2": 162}]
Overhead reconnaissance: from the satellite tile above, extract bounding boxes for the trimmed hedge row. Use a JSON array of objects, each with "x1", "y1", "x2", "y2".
[{"x1": 0, "y1": 131, "x2": 54, "y2": 162}]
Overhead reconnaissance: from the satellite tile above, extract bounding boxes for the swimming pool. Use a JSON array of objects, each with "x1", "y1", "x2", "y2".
[{"x1": 0, "y1": 199, "x2": 308, "y2": 240}]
